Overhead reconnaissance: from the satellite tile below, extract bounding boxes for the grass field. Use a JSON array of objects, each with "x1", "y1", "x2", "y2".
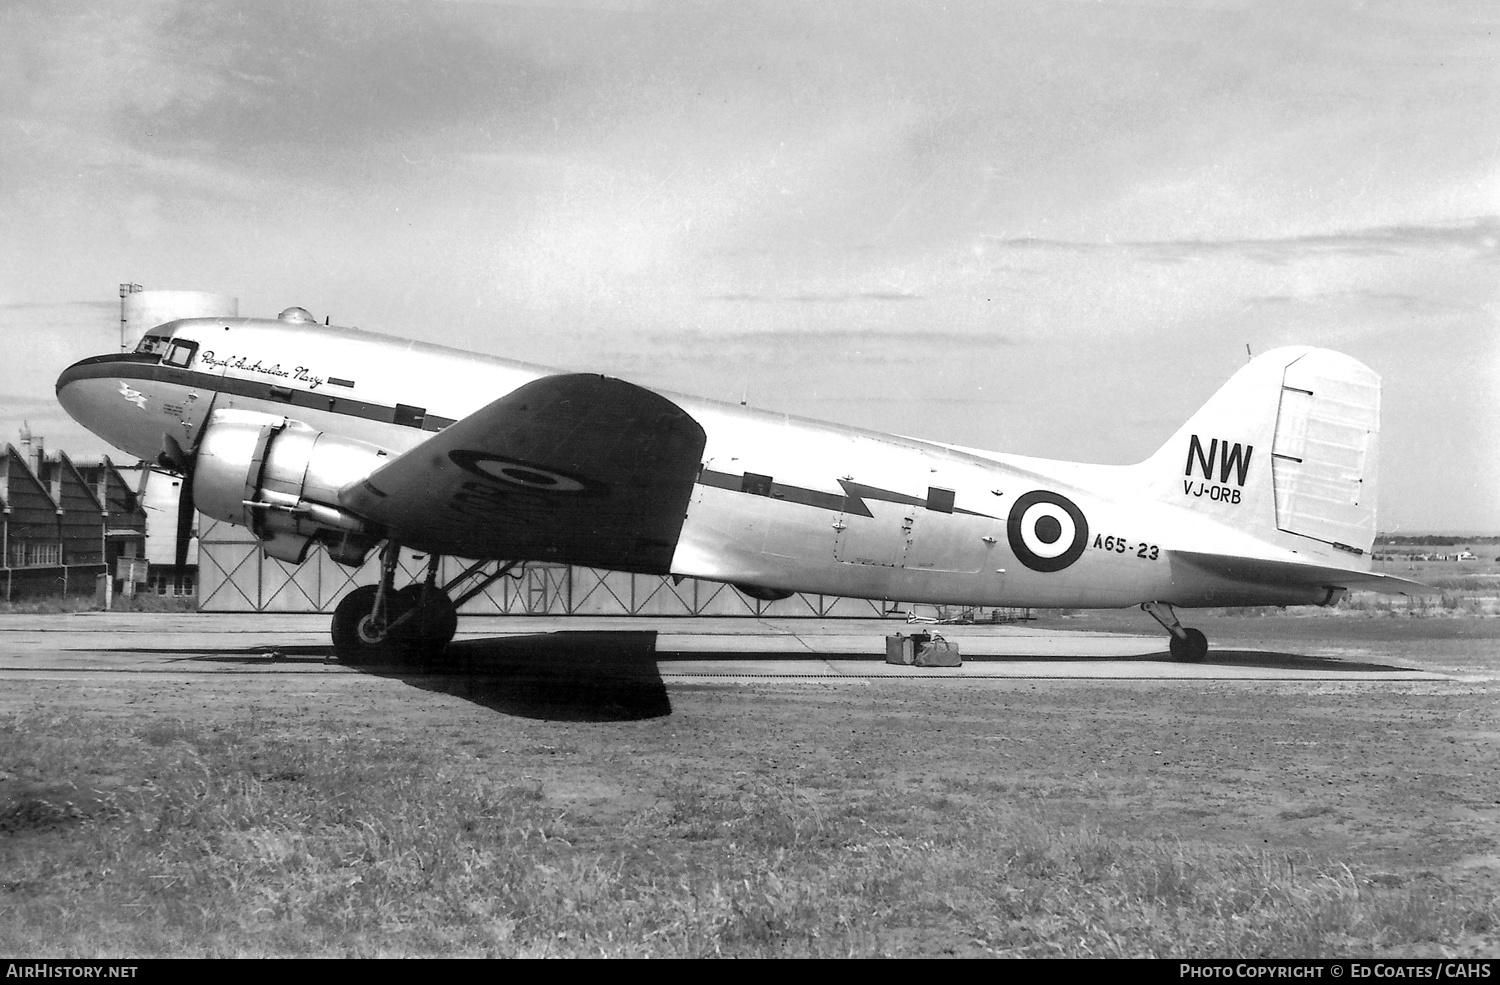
[
  {"x1": 1, "y1": 558, "x2": 1496, "y2": 957},
  {"x1": 1, "y1": 611, "x2": 1496, "y2": 957},
  {"x1": 2, "y1": 704, "x2": 1494, "y2": 958}
]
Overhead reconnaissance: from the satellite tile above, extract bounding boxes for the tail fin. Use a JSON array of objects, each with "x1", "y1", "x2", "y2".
[{"x1": 1137, "y1": 347, "x2": 1381, "y2": 560}]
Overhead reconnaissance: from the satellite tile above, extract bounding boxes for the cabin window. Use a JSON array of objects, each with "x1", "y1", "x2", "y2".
[
  {"x1": 164, "y1": 340, "x2": 198, "y2": 368},
  {"x1": 741, "y1": 472, "x2": 774, "y2": 497},
  {"x1": 393, "y1": 404, "x2": 426, "y2": 428},
  {"x1": 926, "y1": 487, "x2": 955, "y2": 513},
  {"x1": 269, "y1": 386, "x2": 293, "y2": 402}
]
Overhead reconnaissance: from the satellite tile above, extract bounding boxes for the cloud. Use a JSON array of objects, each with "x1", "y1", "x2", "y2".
[
  {"x1": 978, "y1": 216, "x2": 1500, "y2": 266},
  {"x1": 705, "y1": 291, "x2": 924, "y2": 304},
  {"x1": 1, "y1": 2, "x2": 1493, "y2": 528},
  {"x1": 0, "y1": 394, "x2": 59, "y2": 408},
  {"x1": 1247, "y1": 290, "x2": 1488, "y2": 315},
  {"x1": 0, "y1": 0, "x2": 580, "y2": 191},
  {"x1": 0, "y1": 300, "x2": 117, "y2": 335},
  {"x1": 0, "y1": 300, "x2": 116, "y2": 312},
  {"x1": 789, "y1": 395, "x2": 1011, "y2": 405},
  {"x1": 665, "y1": 327, "x2": 1008, "y2": 346}
]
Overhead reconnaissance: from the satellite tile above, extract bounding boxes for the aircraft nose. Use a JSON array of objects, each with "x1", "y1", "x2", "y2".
[
  {"x1": 55, "y1": 353, "x2": 160, "y2": 460},
  {"x1": 55, "y1": 357, "x2": 94, "y2": 421},
  {"x1": 55, "y1": 355, "x2": 116, "y2": 423}
]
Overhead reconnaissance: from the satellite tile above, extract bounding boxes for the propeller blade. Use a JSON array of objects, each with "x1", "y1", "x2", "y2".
[
  {"x1": 158, "y1": 434, "x2": 190, "y2": 474},
  {"x1": 162, "y1": 407, "x2": 219, "y2": 599},
  {"x1": 155, "y1": 431, "x2": 200, "y2": 596},
  {"x1": 174, "y1": 469, "x2": 194, "y2": 595}
]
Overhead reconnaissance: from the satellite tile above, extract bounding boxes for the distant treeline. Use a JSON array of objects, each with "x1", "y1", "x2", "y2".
[{"x1": 1376, "y1": 535, "x2": 1500, "y2": 546}]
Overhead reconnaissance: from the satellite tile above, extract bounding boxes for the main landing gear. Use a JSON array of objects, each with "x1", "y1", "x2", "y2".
[
  {"x1": 1141, "y1": 601, "x2": 1209, "y2": 663},
  {"x1": 330, "y1": 544, "x2": 461, "y2": 666}
]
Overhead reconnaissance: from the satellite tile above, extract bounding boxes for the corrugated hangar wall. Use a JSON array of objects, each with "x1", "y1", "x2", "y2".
[{"x1": 196, "y1": 515, "x2": 894, "y2": 617}]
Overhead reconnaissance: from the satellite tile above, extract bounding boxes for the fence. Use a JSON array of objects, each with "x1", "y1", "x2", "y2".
[{"x1": 197, "y1": 515, "x2": 894, "y2": 617}]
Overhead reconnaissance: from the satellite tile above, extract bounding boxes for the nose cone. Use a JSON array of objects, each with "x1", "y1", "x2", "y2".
[
  {"x1": 55, "y1": 358, "x2": 96, "y2": 422},
  {"x1": 56, "y1": 353, "x2": 162, "y2": 461},
  {"x1": 56, "y1": 354, "x2": 118, "y2": 425}
]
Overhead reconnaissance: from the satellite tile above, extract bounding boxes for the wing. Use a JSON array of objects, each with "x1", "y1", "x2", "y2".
[
  {"x1": 1173, "y1": 550, "x2": 1432, "y2": 596},
  {"x1": 339, "y1": 373, "x2": 707, "y2": 573}
]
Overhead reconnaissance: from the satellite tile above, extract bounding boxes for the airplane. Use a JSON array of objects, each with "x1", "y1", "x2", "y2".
[{"x1": 55, "y1": 305, "x2": 1425, "y2": 664}]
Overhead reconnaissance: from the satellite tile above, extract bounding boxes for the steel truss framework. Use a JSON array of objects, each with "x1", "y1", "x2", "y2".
[{"x1": 197, "y1": 516, "x2": 908, "y2": 618}]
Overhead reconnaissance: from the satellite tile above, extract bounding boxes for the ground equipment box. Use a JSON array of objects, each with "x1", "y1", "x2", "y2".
[
  {"x1": 885, "y1": 632, "x2": 961, "y2": 667},
  {"x1": 885, "y1": 633, "x2": 917, "y2": 665},
  {"x1": 914, "y1": 638, "x2": 961, "y2": 667}
]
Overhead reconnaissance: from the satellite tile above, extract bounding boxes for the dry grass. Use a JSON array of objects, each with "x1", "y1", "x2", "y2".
[
  {"x1": 0, "y1": 595, "x2": 102, "y2": 615},
  {"x1": 2, "y1": 711, "x2": 1493, "y2": 957},
  {"x1": 0, "y1": 593, "x2": 197, "y2": 615}
]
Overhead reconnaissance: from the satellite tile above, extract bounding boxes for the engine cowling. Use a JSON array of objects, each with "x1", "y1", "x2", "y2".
[
  {"x1": 733, "y1": 583, "x2": 795, "y2": 602},
  {"x1": 192, "y1": 409, "x2": 388, "y2": 565}
]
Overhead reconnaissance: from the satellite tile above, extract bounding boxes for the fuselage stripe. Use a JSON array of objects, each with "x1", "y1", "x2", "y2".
[
  {"x1": 62, "y1": 357, "x2": 1000, "y2": 519},
  {"x1": 57, "y1": 358, "x2": 457, "y2": 432},
  {"x1": 698, "y1": 468, "x2": 995, "y2": 519}
]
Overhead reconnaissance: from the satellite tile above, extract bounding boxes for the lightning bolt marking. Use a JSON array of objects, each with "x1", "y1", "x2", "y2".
[{"x1": 118, "y1": 381, "x2": 148, "y2": 410}]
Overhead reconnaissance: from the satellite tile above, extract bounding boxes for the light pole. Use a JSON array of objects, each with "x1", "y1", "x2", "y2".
[{"x1": 118, "y1": 283, "x2": 142, "y2": 351}]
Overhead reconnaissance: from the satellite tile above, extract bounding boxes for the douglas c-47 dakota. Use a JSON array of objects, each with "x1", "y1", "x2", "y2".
[{"x1": 56, "y1": 306, "x2": 1424, "y2": 664}]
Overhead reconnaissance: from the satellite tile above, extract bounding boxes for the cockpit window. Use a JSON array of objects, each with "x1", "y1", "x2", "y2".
[
  {"x1": 164, "y1": 340, "x2": 198, "y2": 368},
  {"x1": 135, "y1": 335, "x2": 170, "y2": 358}
]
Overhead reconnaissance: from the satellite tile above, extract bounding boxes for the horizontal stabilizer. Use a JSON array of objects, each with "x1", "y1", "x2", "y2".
[{"x1": 1173, "y1": 550, "x2": 1432, "y2": 596}]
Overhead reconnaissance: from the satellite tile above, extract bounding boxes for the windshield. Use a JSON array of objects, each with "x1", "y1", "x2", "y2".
[
  {"x1": 163, "y1": 339, "x2": 198, "y2": 368},
  {"x1": 135, "y1": 334, "x2": 170, "y2": 357}
]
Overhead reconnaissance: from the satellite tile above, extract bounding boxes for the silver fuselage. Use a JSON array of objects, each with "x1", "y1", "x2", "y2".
[{"x1": 56, "y1": 317, "x2": 1336, "y2": 608}]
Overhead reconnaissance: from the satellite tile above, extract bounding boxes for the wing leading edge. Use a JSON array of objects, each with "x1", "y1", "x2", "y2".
[{"x1": 340, "y1": 373, "x2": 708, "y2": 573}]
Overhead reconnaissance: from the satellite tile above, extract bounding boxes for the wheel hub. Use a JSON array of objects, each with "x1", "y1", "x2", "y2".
[{"x1": 355, "y1": 614, "x2": 387, "y2": 645}]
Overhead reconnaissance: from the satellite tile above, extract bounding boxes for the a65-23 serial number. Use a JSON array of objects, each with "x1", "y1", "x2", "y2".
[{"x1": 1092, "y1": 534, "x2": 1159, "y2": 560}]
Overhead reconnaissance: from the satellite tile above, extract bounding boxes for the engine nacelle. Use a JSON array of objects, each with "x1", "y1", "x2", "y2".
[
  {"x1": 733, "y1": 583, "x2": 795, "y2": 602},
  {"x1": 192, "y1": 409, "x2": 388, "y2": 565}
]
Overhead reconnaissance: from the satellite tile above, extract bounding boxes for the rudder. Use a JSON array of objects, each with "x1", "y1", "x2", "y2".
[{"x1": 1136, "y1": 347, "x2": 1381, "y2": 557}]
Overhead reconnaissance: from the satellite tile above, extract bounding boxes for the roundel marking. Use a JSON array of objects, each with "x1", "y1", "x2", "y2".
[
  {"x1": 1007, "y1": 490, "x2": 1089, "y2": 573},
  {"x1": 448, "y1": 450, "x2": 605, "y2": 496}
]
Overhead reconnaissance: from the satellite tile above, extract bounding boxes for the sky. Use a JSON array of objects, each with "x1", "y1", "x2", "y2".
[{"x1": 1, "y1": 0, "x2": 1496, "y2": 532}]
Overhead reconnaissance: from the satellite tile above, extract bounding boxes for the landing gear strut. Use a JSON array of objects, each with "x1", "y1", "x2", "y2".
[
  {"x1": 331, "y1": 546, "x2": 458, "y2": 665},
  {"x1": 1142, "y1": 601, "x2": 1209, "y2": 663}
]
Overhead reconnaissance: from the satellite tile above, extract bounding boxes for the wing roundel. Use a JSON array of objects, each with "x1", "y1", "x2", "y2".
[{"x1": 340, "y1": 374, "x2": 707, "y2": 573}]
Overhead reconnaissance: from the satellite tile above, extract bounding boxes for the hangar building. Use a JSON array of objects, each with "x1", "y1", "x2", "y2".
[{"x1": 0, "y1": 443, "x2": 146, "y2": 601}]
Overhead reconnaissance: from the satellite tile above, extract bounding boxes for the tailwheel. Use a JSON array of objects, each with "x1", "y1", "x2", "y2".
[
  {"x1": 1142, "y1": 601, "x2": 1210, "y2": 664},
  {"x1": 1168, "y1": 627, "x2": 1209, "y2": 664},
  {"x1": 331, "y1": 585, "x2": 416, "y2": 665}
]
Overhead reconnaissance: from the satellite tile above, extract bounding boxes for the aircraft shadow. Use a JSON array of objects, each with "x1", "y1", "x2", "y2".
[
  {"x1": 1175, "y1": 648, "x2": 1416, "y2": 673},
  {"x1": 143, "y1": 634, "x2": 672, "y2": 721},
  {"x1": 952, "y1": 648, "x2": 1416, "y2": 673},
  {"x1": 120, "y1": 637, "x2": 1418, "y2": 701},
  {"x1": 656, "y1": 648, "x2": 1417, "y2": 673},
  {"x1": 153, "y1": 646, "x2": 331, "y2": 663},
  {"x1": 373, "y1": 631, "x2": 672, "y2": 722}
]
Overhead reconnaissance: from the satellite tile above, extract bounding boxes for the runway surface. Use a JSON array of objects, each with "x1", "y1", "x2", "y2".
[{"x1": 0, "y1": 612, "x2": 1447, "y2": 682}]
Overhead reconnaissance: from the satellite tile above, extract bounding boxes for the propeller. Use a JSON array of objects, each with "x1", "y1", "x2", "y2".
[
  {"x1": 157, "y1": 434, "x2": 197, "y2": 595},
  {"x1": 132, "y1": 457, "x2": 151, "y2": 503}
]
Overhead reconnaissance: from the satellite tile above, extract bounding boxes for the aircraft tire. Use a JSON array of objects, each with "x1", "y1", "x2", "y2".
[
  {"x1": 1170, "y1": 627, "x2": 1209, "y2": 663},
  {"x1": 423, "y1": 595, "x2": 459, "y2": 649},
  {"x1": 331, "y1": 585, "x2": 414, "y2": 665},
  {"x1": 392, "y1": 586, "x2": 459, "y2": 652}
]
